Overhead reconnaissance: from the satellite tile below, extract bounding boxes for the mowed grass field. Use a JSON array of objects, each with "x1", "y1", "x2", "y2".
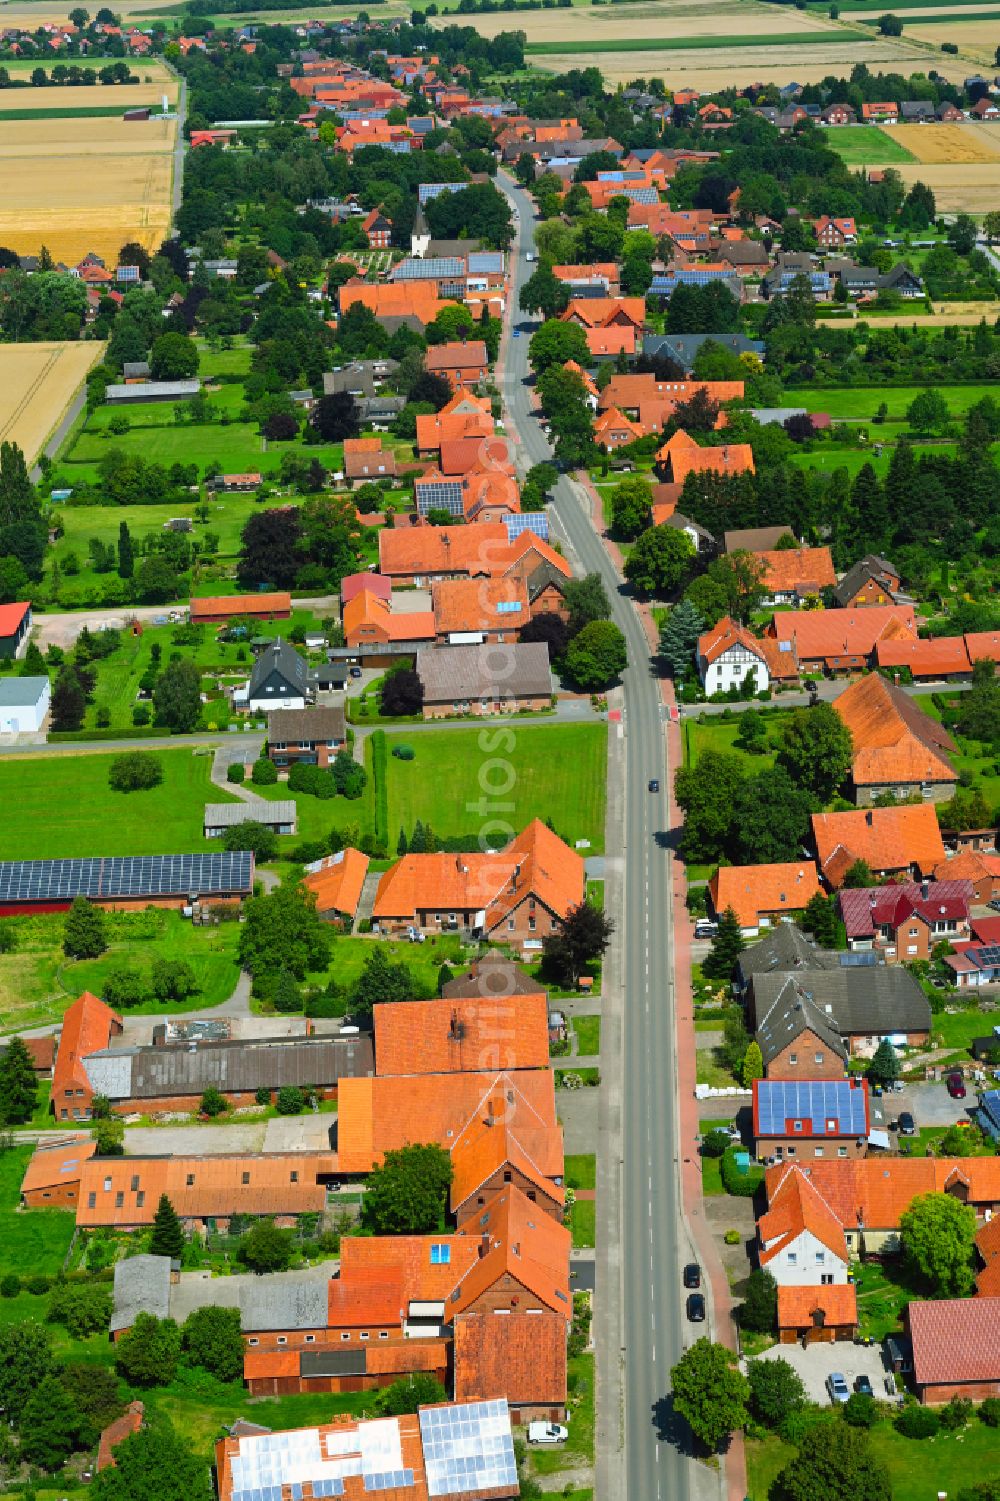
[
  {"x1": 0, "y1": 1148, "x2": 74, "y2": 1275},
  {"x1": 0, "y1": 112, "x2": 176, "y2": 265},
  {"x1": 824, "y1": 124, "x2": 917, "y2": 164},
  {"x1": 0, "y1": 342, "x2": 102, "y2": 464},
  {"x1": 0, "y1": 747, "x2": 229, "y2": 859},
  {"x1": 792, "y1": 384, "x2": 1000, "y2": 419},
  {"x1": 376, "y1": 723, "x2": 608, "y2": 852}
]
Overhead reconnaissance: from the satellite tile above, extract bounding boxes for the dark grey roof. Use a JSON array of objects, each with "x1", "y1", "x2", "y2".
[
  {"x1": 323, "y1": 360, "x2": 398, "y2": 398},
  {"x1": 751, "y1": 966, "x2": 931, "y2": 1046},
  {"x1": 642, "y1": 332, "x2": 765, "y2": 370},
  {"x1": 112, "y1": 1253, "x2": 171, "y2": 1332},
  {"x1": 240, "y1": 1279, "x2": 329, "y2": 1332},
  {"x1": 248, "y1": 639, "x2": 310, "y2": 698},
  {"x1": 525, "y1": 559, "x2": 570, "y2": 604},
  {"x1": 718, "y1": 241, "x2": 769, "y2": 267},
  {"x1": 300, "y1": 1347, "x2": 367, "y2": 1377},
  {"x1": 204, "y1": 800, "x2": 296, "y2": 830},
  {"x1": 900, "y1": 100, "x2": 935, "y2": 117},
  {"x1": 738, "y1": 923, "x2": 842, "y2": 985},
  {"x1": 880, "y1": 262, "x2": 923, "y2": 290},
  {"x1": 442, "y1": 953, "x2": 542, "y2": 1000},
  {"x1": 754, "y1": 976, "x2": 849, "y2": 1067},
  {"x1": 832, "y1": 554, "x2": 900, "y2": 607},
  {"x1": 356, "y1": 392, "x2": 407, "y2": 416},
  {"x1": 425, "y1": 238, "x2": 481, "y2": 259},
  {"x1": 121, "y1": 361, "x2": 151, "y2": 378},
  {"x1": 416, "y1": 642, "x2": 551, "y2": 704},
  {"x1": 84, "y1": 1036, "x2": 374, "y2": 1101},
  {"x1": 266, "y1": 706, "x2": 345, "y2": 743}
]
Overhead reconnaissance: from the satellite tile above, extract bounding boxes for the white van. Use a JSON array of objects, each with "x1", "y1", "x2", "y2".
[{"x1": 527, "y1": 1422, "x2": 568, "y2": 1445}]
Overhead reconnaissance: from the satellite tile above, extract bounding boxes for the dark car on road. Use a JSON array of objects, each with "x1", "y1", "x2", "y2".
[
  {"x1": 686, "y1": 1293, "x2": 706, "y2": 1322},
  {"x1": 683, "y1": 1263, "x2": 701, "y2": 1289},
  {"x1": 947, "y1": 1072, "x2": 967, "y2": 1099},
  {"x1": 648, "y1": 778, "x2": 659, "y2": 792}
]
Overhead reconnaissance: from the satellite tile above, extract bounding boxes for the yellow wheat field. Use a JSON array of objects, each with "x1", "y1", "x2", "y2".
[
  {"x1": 881, "y1": 122, "x2": 1000, "y2": 164},
  {"x1": 0, "y1": 343, "x2": 103, "y2": 464},
  {"x1": 0, "y1": 115, "x2": 176, "y2": 265},
  {"x1": 0, "y1": 81, "x2": 177, "y2": 112}
]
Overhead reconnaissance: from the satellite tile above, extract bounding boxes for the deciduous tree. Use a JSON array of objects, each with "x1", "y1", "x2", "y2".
[
  {"x1": 747, "y1": 1357, "x2": 805, "y2": 1428},
  {"x1": 772, "y1": 1417, "x2": 891, "y2": 1501},
  {"x1": 623, "y1": 526, "x2": 694, "y2": 597},
  {"x1": 779, "y1": 702, "x2": 853, "y2": 800},
  {"x1": 182, "y1": 1306, "x2": 244, "y2": 1383},
  {"x1": 363, "y1": 1144, "x2": 454, "y2": 1235},
  {"x1": 900, "y1": 1191, "x2": 977, "y2": 1296},
  {"x1": 670, "y1": 1338, "x2": 749, "y2": 1452},
  {"x1": 565, "y1": 619, "x2": 627, "y2": 690}
]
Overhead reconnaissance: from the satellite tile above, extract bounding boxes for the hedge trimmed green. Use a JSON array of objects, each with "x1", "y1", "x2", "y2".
[{"x1": 371, "y1": 730, "x2": 389, "y2": 845}]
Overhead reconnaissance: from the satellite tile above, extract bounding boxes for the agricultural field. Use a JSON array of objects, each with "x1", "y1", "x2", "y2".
[
  {"x1": 863, "y1": 299, "x2": 1000, "y2": 325},
  {"x1": 824, "y1": 124, "x2": 918, "y2": 164},
  {"x1": 0, "y1": 342, "x2": 102, "y2": 464},
  {"x1": 445, "y1": 0, "x2": 853, "y2": 42},
  {"x1": 375, "y1": 722, "x2": 609, "y2": 853},
  {"x1": 0, "y1": 82, "x2": 176, "y2": 114},
  {"x1": 792, "y1": 383, "x2": 1000, "y2": 420},
  {"x1": 882, "y1": 121, "x2": 1000, "y2": 163},
  {"x1": 0, "y1": 112, "x2": 176, "y2": 265}
]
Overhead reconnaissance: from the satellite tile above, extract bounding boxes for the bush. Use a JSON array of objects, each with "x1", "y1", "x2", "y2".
[
  {"x1": 48, "y1": 1282, "x2": 113, "y2": 1337},
  {"x1": 980, "y1": 1397, "x2": 1000, "y2": 1427},
  {"x1": 26, "y1": 1274, "x2": 51, "y2": 1296},
  {"x1": 844, "y1": 1393, "x2": 878, "y2": 1428},
  {"x1": 108, "y1": 751, "x2": 163, "y2": 792},
  {"x1": 150, "y1": 957, "x2": 197, "y2": 1002},
  {"x1": 251, "y1": 757, "x2": 278, "y2": 785},
  {"x1": 896, "y1": 1405, "x2": 940, "y2": 1439},
  {"x1": 255, "y1": 1087, "x2": 270, "y2": 1106},
  {"x1": 288, "y1": 763, "x2": 335, "y2": 800},
  {"x1": 199, "y1": 1087, "x2": 227, "y2": 1118},
  {"x1": 940, "y1": 1396, "x2": 973, "y2": 1430},
  {"x1": 0, "y1": 1274, "x2": 19, "y2": 1299},
  {"x1": 721, "y1": 1145, "x2": 759, "y2": 1197},
  {"x1": 131, "y1": 703, "x2": 151, "y2": 726},
  {"x1": 723, "y1": 1228, "x2": 741, "y2": 1245},
  {"x1": 276, "y1": 1086, "x2": 304, "y2": 1115},
  {"x1": 392, "y1": 744, "x2": 415, "y2": 760},
  {"x1": 227, "y1": 762, "x2": 245, "y2": 784},
  {"x1": 702, "y1": 1129, "x2": 731, "y2": 1159}
]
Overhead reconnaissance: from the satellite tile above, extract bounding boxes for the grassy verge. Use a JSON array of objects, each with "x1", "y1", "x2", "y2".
[
  {"x1": 0, "y1": 1146, "x2": 75, "y2": 1275},
  {"x1": 572, "y1": 1015, "x2": 601, "y2": 1056},
  {"x1": 530, "y1": 1352, "x2": 595, "y2": 1475},
  {"x1": 525, "y1": 28, "x2": 869, "y2": 51},
  {"x1": 565, "y1": 1153, "x2": 596, "y2": 1191},
  {"x1": 702, "y1": 1153, "x2": 725, "y2": 1196},
  {"x1": 556, "y1": 1067, "x2": 601, "y2": 1087},
  {"x1": 570, "y1": 1198, "x2": 595, "y2": 1248},
  {"x1": 823, "y1": 124, "x2": 918, "y2": 165}
]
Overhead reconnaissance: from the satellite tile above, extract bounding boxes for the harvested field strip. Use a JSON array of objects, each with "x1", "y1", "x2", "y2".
[
  {"x1": 0, "y1": 343, "x2": 103, "y2": 464},
  {"x1": 825, "y1": 125, "x2": 917, "y2": 163},
  {"x1": 525, "y1": 28, "x2": 868, "y2": 50},
  {"x1": 0, "y1": 82, "x2": 176, "y2": 111},
  {"x1": 861, "y1": 5, "x2": 1000, "y2": 15},
  {"x1": 0, "y1": 105, "x2": 133, "y2": 120},
  {"x1": 882, "y1": 123, "x2": 1000, "y2": 162}
]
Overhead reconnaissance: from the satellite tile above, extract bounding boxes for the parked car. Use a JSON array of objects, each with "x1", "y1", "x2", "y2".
[
  {"x1": 897, "y1": 1111, "x2": 916, "y2": 1135},
  {"x1": 686, "y1": 1293, "x2": 706, "y2": 1322},
  {"x1": 694, "y1": 921, "x2": 718, "y2": 939},
  {"x1": 947, "y1": 1072, "x2": 967, "y2": 1099},
  {"x1": 854, "y1": 1375, "x2": 874, "y2": 1397},
  {"x1": 527, "y1": 1423, "x2": 568, "y2": 1445},
  {"x1": 683, "y1": 1263, "x2": 701, "y2": 1289},
  {"x1": 826, "y1": 1373, "x2": 850, "y2": 1404},
  {"x1": 349, "y1": 666, "x2": 362, "y2": 679}
]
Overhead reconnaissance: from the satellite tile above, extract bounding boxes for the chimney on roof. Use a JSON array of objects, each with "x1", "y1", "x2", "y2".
[
  {"x1": 866, "y1": 810, "x2": 873, "y2": 827},
  {"x1": 510, "y1": 862, "x2": 521, "y2": 893},
  {"x1": 479, "y1": 1234, "x2": 489, "y2": 1259}
]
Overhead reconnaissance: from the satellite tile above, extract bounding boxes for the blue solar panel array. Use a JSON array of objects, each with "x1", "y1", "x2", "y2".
[
  {"x1": 468, "y1": 252, "x2": 504, "y2": 275},
  {"x1": 0, "y1": 852, "x2": 253, "y2": 905},
  {"x1": 394, "y1": 257, "x2": 465, "y2": 281},
  {"x1": 418, "y1": 182, "x2": 463, "y2": 204},
  {"x1": 756, "y1": 1080, "x2": 867, "y2": 1137},
  {"x1": 505, "y1": 512, "x2": 549, "y2": 542},
  {"x1": 311, "y1": 1481, "x2": 345, "y2": 1498},
  {"x1": 420, "y1": 1399, "x2": 517, "y2": 1499},
  {"x1": 363, "y1": 1470, "x2": 415, "y2": 1492}
]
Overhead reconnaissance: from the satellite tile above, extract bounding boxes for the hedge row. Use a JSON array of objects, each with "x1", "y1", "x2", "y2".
[
  {"x1": 48, "y1": 725, "x2": 168, "y2": 742},
  {"x1": 371, "y1": 729, "x2": 389, "y2": 846}
]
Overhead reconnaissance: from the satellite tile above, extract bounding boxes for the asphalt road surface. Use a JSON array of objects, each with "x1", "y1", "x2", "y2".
[{"x1": 499, "y1": 177, "x2": 693, "y2": 1501}]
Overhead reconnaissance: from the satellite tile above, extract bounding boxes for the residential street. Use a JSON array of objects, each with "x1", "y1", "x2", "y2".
[{"x1": 499, "y1": 175, "x2": 697, "y2": 1501}]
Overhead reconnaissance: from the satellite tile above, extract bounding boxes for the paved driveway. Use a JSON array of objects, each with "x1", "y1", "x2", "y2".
[
  {"x1": 889, "y1": 1080, "x2": 972, "y2": 1129},
  {"x1": 753, "y1": 1338, "x2": 891, "y2": 1404}
]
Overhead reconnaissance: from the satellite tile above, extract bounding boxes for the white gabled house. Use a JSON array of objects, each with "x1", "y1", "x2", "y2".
[
  {"x1": 757, "y1": 1164, "x2": 850, "y2": 1287},
  {"x1": 696, "y1": 615, "x2": 775, "y2": 696}
]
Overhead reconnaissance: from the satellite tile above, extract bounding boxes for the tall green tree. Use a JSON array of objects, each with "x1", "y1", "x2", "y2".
[
  {"x1": 772, "y1": 1417, "x2": 891, "y2": 1501},
  {"x1": 730, "y1": 766, "x2": 812, "y2": 864},
  {"x1": 0, "y1": 1321, "x2": 53, "y2": 1422},
  {"x1": 542, "y1": 900, "x2": 613, "y2": 988},
  {"x1": 89, "y1": 1422, "x2": 209, "y2": 1501},
  {"x1": 799, "y1": 892, "x2": 838, "y2": 947},
  {"x1": 747, "y1": 1357, "x2": 806, "y2": 1428},
  {"x1": 670, "y1": 1338, "x2": 749, "y2": 1452},
  {"x1": 50, "y1": 665, "x2": 86, "y2": 731},
  {"x1": 659, "y1": 599, "x2": 705, "y2": 679},
  {"x1": 149, "y1": 1194, "x2": 184, "y2": 1260},
  {"x1": 779, "y1": 703, "x2": 853, "y2": 800},
  {"x1": 238, "y1": 884, "x2": 330, "y2": 987},
  {"x1": 519, "y1": 263, "x2": 569, "y2": 320},
  {"x1": 899, "y1": 1191, "x2": 977, "y2": 1296},
  {"x1": 63, "y1": 896, "x2": 107, "y2": 959},
  {"x1": 564, "y1": 573, "x2": 610, "y2": 633},
  {"x1": 869, "y1": 1037, "x2": 900, "y2": 1088},
  {"x1": 565, "y1": 620, "x2": 627, "y2": 691},
  {"x1": 114, "y1": 1313, "x2": 181, "y2": 1387},
  {"x1": 609, "y1": 477, "x2": 654, "y2": 541},
  {"x1": 702, "y1": 907, "x2": 745, "y2": 981},
  {"x1": 152, "y1": 659, "x2": 200, "y2": 732},
  {"x1": 18, "y1": 1373, "x2": 81, "y2": 1469},
  {"x1": 0, "y1": 1036, "x2": 37, "y2": 1125},
  {"x1": 117, "y1": 520, "x2": 134, "y2": 580},
  {"x1": 182, "y1": 1306, "x2": 244, "y2": 1382},
  {"x1": 624, "y1": 526, "x2": 695, "y2": 598},
  {"x1": 675, "y1": 750, "x2": 747, "y2": 863},
  {"x1": 363, "y1": 1144, "x2": 454, "y2": 1235},
  {"x1": 739, "y1": 1268, "x2": 777, "y2": 1333}
]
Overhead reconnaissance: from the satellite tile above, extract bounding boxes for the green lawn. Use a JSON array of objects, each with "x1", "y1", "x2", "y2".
[
  {"x1": 702, "y1": 1152, "x2": 725, "y2": 1196},
  {"x1": 531, "y1": 1352, "x2": 595, "y2": 1475},
  {"x1": 570, "y1": 1198, "x2": 595, "y2": 1248},
  {"x1": 524, "y1": 28, "x2": 868, "y2": 51},
  {"x1": 824, "y1": 125, "x2": 917, "y2": 165},
  {"x1": 375, "y1": 723, "x2": 608, "y2": 852},
  {"x1": 63, "y1": 418, "x2": 347, "y2": 480},
  {"x1": 683, "y1": 714, "x2": 785, "y2": 770},
  {"x1": 0, "y1": 747, "x2": 230, "y2": 858},
  {"x1": 790, "y1": 442, "x2": 958, "y2": 480},
  {"x1": 792, "y1": 385, "x2": 1000, "y2": 421},
  {"x1": 572, "y1": 1015, "x2": 601, "y2": 1056},
  {"x1": 565, "y1": 1153, "x2": 596, "y2": 1191},
  {"x1": 0, "y1": 1146, "x2": 75, "y2": 1275}
]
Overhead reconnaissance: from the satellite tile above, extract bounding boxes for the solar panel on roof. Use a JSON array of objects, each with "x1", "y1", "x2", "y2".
[
  {"x1": 757, "y1": 1079, "x2": 867, "y2": 1136},
  {"x1": 978, "y1": 946, "x2": 1000, "y2": 966},
  {"x1": 0, "y1": 852, "x2": 253, "y2": 905},
  {"x1": 419, "y1": 1400, "x2": 517, "y2": 1498},
  {"x1": 505, "y1": 512, "x2": 549, "y2": 542}
]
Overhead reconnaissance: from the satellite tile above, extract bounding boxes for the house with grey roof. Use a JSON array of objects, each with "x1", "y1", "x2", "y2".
[
  {"x1": 642, "y1": 331, "x2": 765, "y2": 373},
  {"x1": 415, "y1": 642, "x2": 552, "y2": 719},
  {"x1": 111, "y1": 1254, "x2": 172, "y2": 1335},
  {"x1": 235, "y1": 639, "x2": 312, "y2": 714},
  {"x1": 266, "y1": 705, "x2": 346, "y2": 769},
  {"x1": 0, "y1": 676, "x2": 50, "y2": 734},
  {"x1": 749, "y1": 966, "x2": 932, "y2": 1067},
  {"x1": 735, "y1": 922, "x2": 842, "y2": 1001},
  {"x1": 106, "y1": 381, "x2": 200, "y2": 404},
  {"x1": 112, "y1": 1256, "x2": 332, "y2": 1335},
  {"x1": 204, "y1": 800, "x2": 297, "y2": 838}
]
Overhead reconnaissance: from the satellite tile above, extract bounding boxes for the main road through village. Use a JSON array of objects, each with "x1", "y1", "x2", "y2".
[{"x1": 498, "y1": 177, "x2": 696, "y2": 1501}]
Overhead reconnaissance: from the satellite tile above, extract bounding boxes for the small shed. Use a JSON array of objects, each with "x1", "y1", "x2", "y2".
[{"x1": 204, "y1": 800, "x2": 297, "y2": 838}]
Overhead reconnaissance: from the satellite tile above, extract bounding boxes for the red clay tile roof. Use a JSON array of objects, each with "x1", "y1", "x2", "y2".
[
  {"x1": 242, "y1": 1349, "x2": 300, "y2": 1381},
  {"x1": 708, "y1": 862, "x2": 822, "y2": 929},
  {"x1": 454, "y1": 1310, "x2": 567, "y2": 1405},
  {"x1": 97, "y1": 1401, "x2": 143, "y2": 1472},
  {"x1": 909, "y1": 1297, "x2": 1000, "y2": 1387},
  {"x1": 364, "y1": 1339, "x2": 450, "y2": 1375},
  {"x1": 875, "y1": 635, "x2": 970, "y2": 676},
  {"x1": 756, "y1": 547, "x2": 836, "y2": 596},
  {"x1": 342, "y1": 572, "x2": 392, "y2": 605},
  {"x1": 965, "y1": 632, "x2": 1000, "y2": 664},
  {"x1": 764, "y1": 1157, "x2": 1000, "y2": 1232},
  {"x1": 977, "y1": 1216, "x2": 1000, "y2": 1296},
  {"x1": 698, "y1": 615, "x2": 768, "y2": 669},
  {"x1": 336, "y1": 1069, "x2": 561, "y2": 1176},
  {"x1": 54, "y1": 992, "x2": 121, "y2": 1098},
  {"x1": 76, "y1": 1153, "x2": 335, "y2": 1226},
  {"x1": 339, "y1": 282, "x2": 446, "y2": 324},
  {"x1": 374, "y1": 994, "x2": 550, "y2": 1077},
  {"x1": 937, "y1": 850, "x2": 1000, "y2": 885},
  {"x1": 21, "y1": 1136, "x2": 96, "y2": 1195},
  {"x1": 776, "y1": 1284, "x2": 857, "y2": 1330},
  {"x1": 758, "y1": 1164, "x2": 848, "y2": 1267},
  {"x1": 327, "y1": 1266, "x2": 405, "y2": 1327},
  {"x1": 448, "y1": 1186, "x2": 571, "y2": 1317},
  {"x1": 344, "y1": 590, "x2": 436, "y2": 646},
  {"x1": 302, "y1": 848, "x2": 370, "y2": 919},
  {"x1": 812, "y1": 805, "x2": 947, "y2": 885},
  {"x1": 656, "y1": 429, "x2": 755, "y2": 481},
  {"x1": 378, "y1": 524, "x2": 511, "y2": 579},
  {"x1": 191, "y1": 592, "x2": 290, "y2": 619},
  {"x1": 450, "y1": 1115, "x2": 564, "y2": 1213},
  {"x1": 340, "y1": 1234, "x2": 481, "y2": 1306},
  {"x1": 0, "y1": 601, "x2": 29, "y2": 637},
  {"x1": 833, "y1": 673, "x2": 957, "y2": 788},
  {"x1": 770, "y1": 605, "x2": 916, "y2": 663},
  {"x1": 599, "y1": 375, "x2": 743, "y2": 410},
  {"x1": 425, "y1": 340, "x2": 488, "y2": 372}
]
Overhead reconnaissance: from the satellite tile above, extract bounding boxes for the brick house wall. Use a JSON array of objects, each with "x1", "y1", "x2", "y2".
[
  {"x1": 855, "y1": 779, "x2": 954, "y2": 806},
  {"x1": 779, "y1": 1321, "x2": 853, "y2": 1345},
  {"x1": 757, "y1": 1135, "x2": 867, "y2": 1162},
  {"x1": 455, "y1": 1167, "x2": 563, "y2": 1225},
  {"x1": 23, "y1": 1180, "x2": 83, "y2": 1210},
  {"x1": 269, "y1": 737, "x2": 343, "y2": 770},
  {"x1": 109, "y1": 1086, "x2": 338, "y2": 1116},
  {"x1": 764, "y1": 1029, "x2": 845, "y2": 1081},
  {"x1": 921, "y1": 1380, "x2": 1000, "y2": 1405},
  {"x1": 422, "y1": 691, "x2": 550, "y2": 720},
  {"x1": 528, "y1": 582, "x2": 569, "y2": 620},
  {"x1": 246, "y1": 1363, "x2": 449, "y2": 1397},
  {"x1": 487, "y1": 894, "x2": 563, "y2": 948}
]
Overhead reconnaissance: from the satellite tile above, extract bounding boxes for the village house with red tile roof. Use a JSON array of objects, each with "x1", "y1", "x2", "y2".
[
  {"x1": 767, "y1": 604, "x2": 916, "y2": 674},
  {"x1": 373, "y1": 993, "x2": 550, "y2": 1077},
  {"x1": 812, "y1": 804, "x2": 948, "y2": 887},
  {"x1": 52, "y1": 992, "x2": 123, "y2": 1122},
  {"x1": 697, "y1": 616, "x2": 796, "y2": 695},
  {"x1": 708, "y1": 861, "x2": 823, "y2": 936},
  {"x1": 831, "y1": 673, "x2": 959, "y2": 803},
  {"x1": 754, "y1": 546, "x2": 836, "y2": 604}
]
